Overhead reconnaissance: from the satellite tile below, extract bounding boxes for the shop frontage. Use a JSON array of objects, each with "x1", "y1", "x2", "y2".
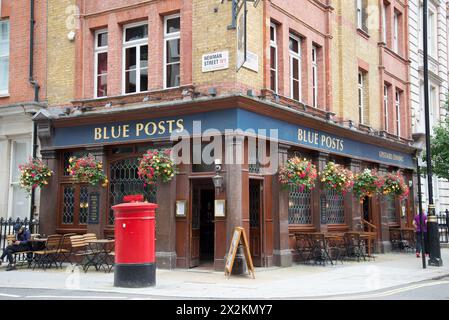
[{"x1": 35, "y1": 96, "x2": 417, "y2": 270}]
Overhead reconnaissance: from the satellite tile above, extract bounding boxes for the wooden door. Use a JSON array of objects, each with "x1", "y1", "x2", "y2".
[
  {"x1": 57, "y1": 183, "x2": 89, "y2": 232},
  {"x1": 190, "y1": 186, "x2": 201, "y2": 268},
  {"x1": 249, "y1": 180, "x2": 263, "y2": 267}
]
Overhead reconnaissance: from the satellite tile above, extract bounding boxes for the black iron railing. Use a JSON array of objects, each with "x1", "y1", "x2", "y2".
[
  {"x1": 0, "y1": 218, "x2": 40, "y2": 252},
  {"x1": 437, "y1": 211, "x2": 449, "y2": 244}
]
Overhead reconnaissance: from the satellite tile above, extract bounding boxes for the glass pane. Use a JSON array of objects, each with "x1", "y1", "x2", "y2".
[
  {"x1": 97, "y1": 74, "x2": 107, "y2": 97},
  {"x1": 97, "y1": 52, "x2": 108, "y2": 75},
  {"x1": 140, "y1": 68, "x2": 148, "y2": 92},
  {"x1": 125, "y1": 47, "x2": 137, "y2": 70},
  {"x1": 140, "y1": 45, "x2": 148, "y2": 68},
  {"x1": 12, "y1": 140, "x2": 31, "y2": 182},
  {"x1": 166, "y1": 17, "x2": 180, "y2": 34},
  {"x1": 166, "y1": 63, "x2": 180, "y2": 88},
  {"x1": 292, "y1": 80, "x2": 299, "y2": 101},
  {"x1": 0, "y1": 57, "x2": 8, "y2": 92},
  {"x1": 289, "y1": 37, "x2": 299, "y2": 53},
  {"x1": 270, "y1": 70, "x2": 276, "y2": 91},
  {"x1": 292, "y1": 58, "x2": 299, "y2": 79},
  {"x1": 270, "y1": 46, "x2": 276, "y2": 69},
  {"x1": 11, "y1": 185, "x2": 30, "y2": 219},
  {"x1": 97, "y1": 32, "x2": 108, "y2": 47},
  {"x1": 62, "y1": 186, "x2": 75, "y2": 225},
  {"x1": 166, "y1": 39, "x2": 180, "y2": 63},
  {"x1": 270, "y1": 25, "x2": 275, "y2": 42},
  {"x1": 125, "y1": 70, "x2": 137, "y2": 93},
  {"x1": 0, "y1": 21, "x2": 9, "y2": 42},
  {"x1": 125, "y1": 24, "x2": 148, "y2": 42}
]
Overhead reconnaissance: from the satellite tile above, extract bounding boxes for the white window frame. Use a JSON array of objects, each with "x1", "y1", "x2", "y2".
[
  {"x1": 428, "y1": 9, "x2": 436, "y2": 57},
  {"x1": 395, "y1": 90, "x2": 401, "y2": 137},
  {"x1": 382, "y1": 1, "x2": 387, "y2": 43},
  {"x1": 356, "y1": 0, "x2": 363, "y2": 29},
  {"x1": 94, "y1": 29, "x2": 108, "y2": 98},
  {"x1": 384, "y1": 85, "x2": 389, "y2": 131},
  {"x1": 270, "y1": 23, "x2": 278, "y2": 94},
  {"x1": 122, "y1": 22, "x2": 149, "y2": 95},
  {"x1": 289, "y1": 34, "x2": 302, "y2": 102},
  {"x1": 312, "y1": 46, "x2": 318, "y2": 108},
  {"x1": 7, "y1": 137, "x2": 32, "y2": 218},
  {"x1": 0, "y1": 19, "x2": 9, "y2": 96},
  {"x1": 164, "y1": 14, "x2": 181, "y2": 89},
  {"x1": 393, "y1": 11, "x2": 399, "y2": 53},
  {"x1": 358, "y1": 72, "x2": 364, "y2": 124}
]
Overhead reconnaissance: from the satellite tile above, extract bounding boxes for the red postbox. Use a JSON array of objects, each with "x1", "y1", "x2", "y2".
[{"x1": 112, "y1": 201, "x2": 158, "y2": 288}]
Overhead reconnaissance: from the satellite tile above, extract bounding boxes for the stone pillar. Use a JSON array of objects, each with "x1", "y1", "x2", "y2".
[
  {"x1": 378, "y1": 164, "x2": 392, "y2": 252},
  {"x1": 272, "y1": 144, "x2": 292, "y2": 267},
  {"x1": 313, "y1": 152, "x2": 329, "y2": 233},
  {"x1": 225, "y1": 135, "x2": 250, "y2": 274},
  {"x1": 85, "y1": 147, "x2": 107, "y2": 238},
  {"x1": 346, "y1": 159, "x2": 362, "y2": 231},
  {"x1": 39, "y1": 150, "x2": 59, "y2": 236}
]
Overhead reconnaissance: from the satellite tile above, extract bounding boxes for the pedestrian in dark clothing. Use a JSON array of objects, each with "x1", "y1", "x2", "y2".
[
  {"x1": 0, "y1": 223, "x2": 32, "y2": 271},
  {"x1": 413, "y1": 209, "x2": 428, "y2": 258}
]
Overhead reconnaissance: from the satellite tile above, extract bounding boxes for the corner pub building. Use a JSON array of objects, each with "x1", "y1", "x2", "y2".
[
  {"x1": 33, "y1": 0, "x2": 417, "y2": 271},
  {"x1": 34, "y1": 94, "x2": 417, "y2": 271}
]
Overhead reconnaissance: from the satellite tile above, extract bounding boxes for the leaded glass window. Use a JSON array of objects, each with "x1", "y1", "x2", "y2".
[
  {"x1": 62, "y1": 186, "x2": 75, "y2": 224},
  {"x1": 289, "y1": 185, "x2": 312, "y2": 225},
  {"x1": 385, "y1": 196, "x2": 397, "y2": 223},
  {"x1": 326, "y1": 189, "x2": 345, "y2": 224}
]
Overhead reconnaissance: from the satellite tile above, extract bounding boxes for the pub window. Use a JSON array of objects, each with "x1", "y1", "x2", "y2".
[
  {"x1": 385, "y1": 196, "x2": 397, "y2": 223},
  {"x1": 289, "y1": 185, "x2": 312, "y2": 225},
  {"x1": 164, "y1": 15, "x2": 180, "y2": 89},
  {"x1": 270, "y1": 23, "x2": 278, "y2": 93},
  {"x1": 0, "y1": 20, "x2": 9, "y2": 95},
  {"x1": 94, "y1": 29, "x2": 108, "y2": 98},
  {"x1": 326, "y1": 189, "x2": 345, "y2": 224},
  {"x1": 123, "y1": 23, "x2": 149, "y2": 94},
  {"x1": 289, "y1": 33, "x2": 302, "y2": 102}
]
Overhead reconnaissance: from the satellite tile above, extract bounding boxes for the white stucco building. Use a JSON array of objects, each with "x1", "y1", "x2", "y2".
[{"x1": 409, "y1": 0, "x2": 449, "y2": 213}]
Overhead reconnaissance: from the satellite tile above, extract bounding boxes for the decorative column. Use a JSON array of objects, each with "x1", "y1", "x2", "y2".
[
  {"x1": 85, "y1": 146, "x2": 107, "y2": 238},
  {"x1": 39, "y1": 149, "x2": 59, "y2": 236},
  {"x1": 272, "y1": 144, "x2": 292, "y2": 267},
  {"x1": 345, "y1": 159, "x2": 362, "y2": 231},
  {"x1": 313, "y1": 152, "x2": 329, "y2": 233},
  {"x1": 154, "y1": 142, "x2": 177, "y2": 269},
  {"x1": 378, "y1": 164, "x2": 392, "y2": 252},
  {"x1": 225, "y1": 135, "x2": 249, "y2": 273}
]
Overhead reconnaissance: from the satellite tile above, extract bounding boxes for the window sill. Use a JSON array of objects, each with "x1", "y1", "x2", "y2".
[
  {"x1": 0, "y1": 94, "x2": 10, "y2": 99},
  {"x1": 356, "y1": 28, "x2": 370, "y2": 40}
]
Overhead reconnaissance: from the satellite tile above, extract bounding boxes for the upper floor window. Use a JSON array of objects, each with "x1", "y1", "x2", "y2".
[
  {"x1": 164, "y1": 15, "x2": 180, "y2": 89},
  {"x1": 270, "y1": 23, "x2": 278, "y2": 93},
  {"x1": 384, "y1": 84, "x2": 389, "y2": 132},
  {"x1": 289, "y1": 34, "x2": 301, "y2": 102},
  {"x1": 393, "y1": 10, "x2": 400, "y2": 54},
  {"x1": 382, "y1": 1, "x2": 388, "y2": 43},
  {"x1": 395, "y1": 90, "x2": 401, "y2": 136},
  {"x1": 123, "y1": 23, "x2": 148, "y2": 94},
  {"x1": 0, "y1": 20, "x2": 9, "y2": 95},
  {"x1": 358, "y1": 71, "x2": 366, "y2": 124},
  {"x1": 356, "y1": 0, "x2": 367, "y2": 32},
  {"x1": 94, "y1": 30, "x2": 108, "y2": 98},
  {"x1": 312, "y1": 46, "x2": 318, "y2": 108},
  {"x1": 428, "y1": 10, "x2": 436, "y2": 57}
]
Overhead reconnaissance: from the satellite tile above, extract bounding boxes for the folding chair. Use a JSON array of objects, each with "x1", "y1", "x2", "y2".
[
  {"x1": 69, "y1": 235, "x2": 98, "y2": 273},
  {"x1": 32, "y1": 235, "x2": 63, "y2": 270},
  {"x1": 343, "y1": 232, "x2": 366, "y2": 262},
  {"x1": 55, "y1": 233, "x2": 77, "y2": 268},
  {"x1": 294, "y1": 233, "x2": 313, "y2": 264}
]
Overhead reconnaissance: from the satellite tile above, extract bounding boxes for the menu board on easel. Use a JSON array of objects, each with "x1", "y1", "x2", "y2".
[{"x1": 224, "y1": 227, "x2": 255, "y2": 279}]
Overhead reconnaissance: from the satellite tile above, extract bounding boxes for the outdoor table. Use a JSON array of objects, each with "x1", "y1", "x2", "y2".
[
  {"x1": 29, "y1": 238, "x2": 47, "y2": 251},
  {"x1": 86, "y1": 240, "x2": 115, "y2": 272}
]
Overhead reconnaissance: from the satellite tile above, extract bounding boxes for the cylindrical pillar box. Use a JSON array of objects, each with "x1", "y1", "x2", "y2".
[{"x1": 112, "y1": 202, "x2": 158, "y2": 288}]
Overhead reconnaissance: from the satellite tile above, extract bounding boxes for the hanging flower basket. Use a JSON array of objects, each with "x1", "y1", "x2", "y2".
[
  {"x1": 381, "y1": 171, "x2": 410, "y2": 201},
  {"x1": 138, "y1": 149, "x2": 177, "y2": 185},
  {"x1": 320, "y1": 162, "x2": 354, "y2": 195},
  {"x1": 353, "y1": 168, "x2": 384, "y2": 202},
  {"x1": 278, "y1": 157, "x2": 318, "y2": 192},
  {"x1": 18, "y1": 158, "x2": 53, "y2": 194},
  {"x1": 67, "y1": 154, "x2": 108, "y2": 187}
]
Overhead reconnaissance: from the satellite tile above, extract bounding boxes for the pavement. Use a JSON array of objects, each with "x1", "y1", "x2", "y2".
[{"x1": 0, "y1": 249, "x2": 449, "y2": 299}]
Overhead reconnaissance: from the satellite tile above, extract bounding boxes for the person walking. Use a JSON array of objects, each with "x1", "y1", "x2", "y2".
[{"x1": 413, "y1": 209, "x2": 428, "y2": 258}]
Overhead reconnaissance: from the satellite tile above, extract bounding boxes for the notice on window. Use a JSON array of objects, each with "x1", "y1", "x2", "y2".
[{"x1": 202, "y1": 51, "x2": 229, "y2": 73}]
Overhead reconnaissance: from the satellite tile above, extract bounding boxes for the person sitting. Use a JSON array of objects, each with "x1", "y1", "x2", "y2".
[{"x1": 0, "y1": 223, "x2": 32, "y2": 271}]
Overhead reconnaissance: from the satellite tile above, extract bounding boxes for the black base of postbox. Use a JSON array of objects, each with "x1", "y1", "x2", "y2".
[{"x1": 114, "y1": 263, "x2": 156, "y2": 288}]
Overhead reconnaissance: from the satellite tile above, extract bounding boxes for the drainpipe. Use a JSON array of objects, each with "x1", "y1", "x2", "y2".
[{"x1": 29, "y1": 0, "x2": 40, "y2": 225}]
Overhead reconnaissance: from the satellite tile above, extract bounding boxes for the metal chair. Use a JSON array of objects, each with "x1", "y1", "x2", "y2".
[
  {"x1": 343, "y1": 232, "x2": 366, "y2": 262},
  {"x1": 55, "y1": 233, "x2": 77, "y2": 268},
  {"x1": 32, "y1": 235, "x2": 63, "y2": 270},
  {"x1": 294, "y1": 233, "x2": 313, "y2": 264}
]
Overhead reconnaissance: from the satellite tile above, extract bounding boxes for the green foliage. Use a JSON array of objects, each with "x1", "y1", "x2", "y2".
[{"x1": 427, "y1": 117, "x2": 449, "y2": 180}]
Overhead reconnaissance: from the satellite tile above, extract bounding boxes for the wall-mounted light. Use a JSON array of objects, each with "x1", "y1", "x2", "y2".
[
  {"x1": 212, "y1": 159, "x2": 224, "y2": 195},
  {"x1": 67, "y1": 31, "x2": 76, "y2": 42}
]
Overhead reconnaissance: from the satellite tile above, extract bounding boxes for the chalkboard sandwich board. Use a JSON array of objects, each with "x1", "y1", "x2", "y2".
[{"x1": 224, "y1": 227, "x2": 255, "y2": 279}]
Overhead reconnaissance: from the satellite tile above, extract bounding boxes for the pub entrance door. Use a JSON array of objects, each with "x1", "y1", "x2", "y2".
[
  {"x1": 249, "y1": 179, "x2": 264, "y2": 267},
  {"x1": 190, "y1": 179, "x2": 215, "y2": 268}
]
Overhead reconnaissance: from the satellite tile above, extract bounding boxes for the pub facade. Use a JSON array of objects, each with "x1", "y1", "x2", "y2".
[{"x1": 35, "y1": 0, "x2": 417, "y2": 271}]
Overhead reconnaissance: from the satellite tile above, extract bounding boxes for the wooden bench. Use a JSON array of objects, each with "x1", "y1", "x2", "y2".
[{"x1": 5, "y1": 234, "x2": 34, "y2": 267}]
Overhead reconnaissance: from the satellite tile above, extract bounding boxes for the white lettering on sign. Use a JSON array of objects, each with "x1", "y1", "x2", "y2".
[{"x1": 202, "y1": 51, "x2": 229, "y2": 73}]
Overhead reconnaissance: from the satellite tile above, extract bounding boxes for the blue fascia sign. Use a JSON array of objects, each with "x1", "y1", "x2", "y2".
[{"x1": 53, "y1": 108, "x2": 414, "y2": 169}]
